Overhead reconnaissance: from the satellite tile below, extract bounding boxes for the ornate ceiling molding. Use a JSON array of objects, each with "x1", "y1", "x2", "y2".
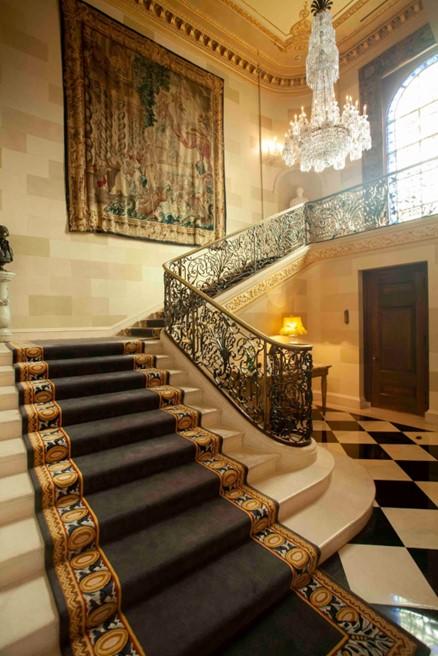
[{"x1": 133, "y1": 0, "x2": 424, "y2": 91}]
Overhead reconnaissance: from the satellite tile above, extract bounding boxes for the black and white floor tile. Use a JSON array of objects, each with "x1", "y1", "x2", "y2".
[{"x1": 313, "y1": 408, "x2": 438, "y2": 653}]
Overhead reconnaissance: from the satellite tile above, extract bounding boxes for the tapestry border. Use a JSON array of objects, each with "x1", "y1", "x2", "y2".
[{"x1": 59, "y1": 0, "x2": 226, "y2": 246}]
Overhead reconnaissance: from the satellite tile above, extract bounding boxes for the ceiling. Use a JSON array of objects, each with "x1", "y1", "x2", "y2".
[{"x1": 128, "y1": 0, "x2": 426, "y2": 89}]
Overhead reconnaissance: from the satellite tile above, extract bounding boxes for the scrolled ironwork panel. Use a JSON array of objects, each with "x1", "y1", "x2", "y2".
[{"x1": 168, "y1": 206, "x2": 306, "y2": 297}]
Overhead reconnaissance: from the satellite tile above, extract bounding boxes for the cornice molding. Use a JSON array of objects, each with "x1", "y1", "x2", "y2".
[
  {"x1": 225, "y1": 214, "x2": 438, "y2": 313},
  {"x1": 133, "y1": 0, "x2": 424, "y2": 91}
]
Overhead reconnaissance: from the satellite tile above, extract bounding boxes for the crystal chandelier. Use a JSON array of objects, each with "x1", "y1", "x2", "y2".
[{"x1": 282, "y1": 0, "x2": 371, "y2": 173}]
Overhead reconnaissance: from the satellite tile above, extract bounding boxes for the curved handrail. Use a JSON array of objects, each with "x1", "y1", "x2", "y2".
[{"x1": 163, "y1": 206, "x2": 313, "y2": 446}]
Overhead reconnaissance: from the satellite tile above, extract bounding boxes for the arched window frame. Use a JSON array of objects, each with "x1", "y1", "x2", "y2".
[{"x1": 385, "y1": 53, "x2": 438, "y2": 222}]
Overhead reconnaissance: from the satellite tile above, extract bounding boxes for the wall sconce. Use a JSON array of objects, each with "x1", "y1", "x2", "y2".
[
  {"x1": 261, "y1": 136, "x2": 283, "y2": 161},
  {"x1": 279, "y1": 315, "x2": 308, "y2": 343}
]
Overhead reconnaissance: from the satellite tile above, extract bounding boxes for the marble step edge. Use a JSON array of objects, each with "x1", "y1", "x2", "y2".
[
  {"x1": 254, "y1": 447, "x2": 335, "y2": 522},
  {"x1": 0, "y1": 573, "x2": 60, "y2": 656},
  {"x1": 282, "y1": 453, "x2": 375, "y2": 563}
]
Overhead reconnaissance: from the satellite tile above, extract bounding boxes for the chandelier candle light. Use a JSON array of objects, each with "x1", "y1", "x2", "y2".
[{"x1": 282, "y1": 0, "x2": 371, "y2": 173}]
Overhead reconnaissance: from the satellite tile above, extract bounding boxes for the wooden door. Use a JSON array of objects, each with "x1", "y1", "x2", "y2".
[{"x1": 363, "y1": 262, "x2": 428, "y2": 415}]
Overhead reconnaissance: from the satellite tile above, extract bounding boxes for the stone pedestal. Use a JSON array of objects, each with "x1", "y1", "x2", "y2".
[{"x1": 0, "y1": 270, "x2": 15, "y2": 341}]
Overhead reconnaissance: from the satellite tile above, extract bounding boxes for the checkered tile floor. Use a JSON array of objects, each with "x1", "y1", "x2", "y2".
[{"x1": 314, "y1": 408, "x2": 438, "y2": 652}]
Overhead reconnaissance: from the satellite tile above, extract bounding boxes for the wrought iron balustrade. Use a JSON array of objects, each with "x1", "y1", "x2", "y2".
[
  {"x1": 164, "y1": 268, "x2": 313, "y2": 445},
  {"x1": 168, "y1": 206, "x2": 306, "y2": 298},
  {"x1": 163, "y1": 156, "x2": 438, "y2": 447},
  {"x1": 305, "y1": 156, "x2": 438, "y2": 243}
]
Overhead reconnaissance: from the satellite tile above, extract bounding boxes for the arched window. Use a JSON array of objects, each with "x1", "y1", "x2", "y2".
[{"x1": 386, "y1": 52, "x2": 438, "y2": 221}]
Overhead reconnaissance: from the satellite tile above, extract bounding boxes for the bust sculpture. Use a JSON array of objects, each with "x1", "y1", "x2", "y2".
[
  {"x1": 288, "y1": 186, "x2": 308, "y2": 209},
  {"x1": 0, "y1": 226, "x2": 13, "y2": 270}
]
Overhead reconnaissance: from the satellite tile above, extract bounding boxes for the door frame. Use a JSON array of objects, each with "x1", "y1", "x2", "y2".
[{"x1": 362, "y1": 261, "x2": 429, "y2": 415}]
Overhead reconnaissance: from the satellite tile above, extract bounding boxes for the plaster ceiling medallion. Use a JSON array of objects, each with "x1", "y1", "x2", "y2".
[{"x1": 281, "y1": 1, "x2": 312, "y2": 58}]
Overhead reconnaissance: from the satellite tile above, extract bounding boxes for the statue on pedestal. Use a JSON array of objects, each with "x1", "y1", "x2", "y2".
[
  {"x1": 0, "y1": 226, "x2": 13, "y2": 270},
  {"x1": 0, "y1": 225, "x2": 15, "y2": 341},
  {"x1": 288, "y1": 186, "x2": 308, "y2": 209}
]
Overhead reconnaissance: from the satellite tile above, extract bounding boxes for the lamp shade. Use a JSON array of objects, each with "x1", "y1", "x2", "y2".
[{"x1": 279, "y1": 316, "x2": 307, "y2": 337}]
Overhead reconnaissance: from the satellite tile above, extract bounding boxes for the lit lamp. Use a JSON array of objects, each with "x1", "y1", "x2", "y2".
[{"x1": 279, "y1": 316, "x2": 307, "y2": 343}]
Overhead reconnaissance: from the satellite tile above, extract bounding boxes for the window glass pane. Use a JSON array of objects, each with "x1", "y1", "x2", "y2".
[
  {"x1": 420, "y1": 100, "x2": 438, "y2": 139},
  {"x1": 421, "y1": 133, "x2": 438, "y2": 160},
  {"x1": 394, "y1": 111, "x2": 420, "y2": 149},
  {"x1": 386, "y1": 53, "x2": 438, "y2": 223}
]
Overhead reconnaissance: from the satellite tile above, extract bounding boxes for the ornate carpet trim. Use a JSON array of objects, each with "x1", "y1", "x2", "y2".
[
  {"x1": 132, "y1": 354, "x2": 156, "y2": 370},
  {"x1": 18, "y1": 353, "x2": 421, "y2": 655},
  {"x1": 32, "y1": 452, "x2": 144, "y2": 656},
  {"x1": 9, "y1": 342, "x2": 44, "y2": 363},
  {"x1": 15, "y1": 361, "x2": 49, "y2": 382},
  {"x1": 177, "y1": 425, "x2": 319, "y2": 588},
  {"x1": 296, "y1": 570, "x2": 418, "y2": 655}
]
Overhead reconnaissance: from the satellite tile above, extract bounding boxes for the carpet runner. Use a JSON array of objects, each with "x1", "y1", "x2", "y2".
[{"x1": 10, "y1": 338, "x2": 428, "y2": 656}]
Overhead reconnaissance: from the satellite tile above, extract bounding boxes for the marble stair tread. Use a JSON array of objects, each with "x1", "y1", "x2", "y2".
[
  {"x1": 0, "y1": 437, "x2": 26, "y2": 477},
  {"x1": 0, "y1": 345, "x2": 12, "y2": 367},
  {"x1": 0, "y1": 409, "x2": 21, "y2": 441},
  {"x1": 0, "y1": 386, "x2": 17, "y2": 411},
  {"x1": 0, "y1": 366, "x2": 14, "y2": 386},
  {"x1": 190, "y1": 405, "x2": 221, "y2": 427},
  {"x1": 0, "y1": 574, "x2": 60, "y2": 656},
  {"x1": 0, "y1": 471, "x2": 34, "y2": 525},
  {"x1": 226, "y1": 449, "x2": 279, "y2": 483},
  {"x1": 254, "y1": 447, "x2": 335, "y2": 520},
  {"x1": 0, "y1": 516, "x2": 44, "y2": 588},
  {"x1": 282, "y1": 453, "x2": 375, "y2": 563},
  {"x1": 208, "y1": 426, "x2": 243, "y2": 450}
]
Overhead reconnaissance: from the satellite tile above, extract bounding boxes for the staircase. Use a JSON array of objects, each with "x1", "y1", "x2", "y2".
[{"x1": 0, "y1": 332, "x2": 379, "y2": 656}]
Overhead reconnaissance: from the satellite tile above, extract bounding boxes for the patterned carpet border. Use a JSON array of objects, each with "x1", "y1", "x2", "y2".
[{"x1": 13, "y1": 345, "x2": 425, "y2": 656}]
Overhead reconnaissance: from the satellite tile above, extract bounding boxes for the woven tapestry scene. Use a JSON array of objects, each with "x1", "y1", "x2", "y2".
[{"x1": 61, "y1": 0, "x2": 225, "y2": 246}]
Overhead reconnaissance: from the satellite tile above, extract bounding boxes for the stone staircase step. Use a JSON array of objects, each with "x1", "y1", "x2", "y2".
[
  {"x1": 282, "y1": 453, "x2": 375, "y2": 563},
  {"x1": 227, "y1": 449, "x2": 279, "y2": 484},
  {"x1": 254, "y1": 448, "x2": 335, "y2": 521},
  {"x1": 0, "y1": 386, "x2": 18, "y2": 411},
  {"x1": 0, "y1": 366, "x2": 14, "y2": 386},
  {"x1": 0, "y1": 575, "x2": 59, "y2": 656},
  {"x1": 0, "y1": 516, "x2": 44, "y2": 589},
  {"x1": 0, "y1": 438, "x2": 26, "y2": 478},
  {"x1": 0, "y1": 472, "x2": 34, "y2": 526},
  {"x1": 209, "y1": 426, "x2": 243, "y2": 451},
  {"x1": 0, "y1": 410, "x2": 22, "y2": 442}
]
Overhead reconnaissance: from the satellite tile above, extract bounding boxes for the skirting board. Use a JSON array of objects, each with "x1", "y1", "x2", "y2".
[
  {"x1": 312, "y1": 390, "x2": 362, "y2": 409},
  {"x1": 9, "y1": 304, "x2": 163, "y2": 341}
]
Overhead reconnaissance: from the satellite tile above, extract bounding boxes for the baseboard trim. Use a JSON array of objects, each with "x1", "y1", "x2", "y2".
[
  {"x1": 425, "y1": 409, "x2": 438, "y2": 425},
  {"x1": 10, "y1": 303, "x2": 163, "y2": 341},
  {"x1": 313, "y1": 390, "x2": 362, "y2": 409}
]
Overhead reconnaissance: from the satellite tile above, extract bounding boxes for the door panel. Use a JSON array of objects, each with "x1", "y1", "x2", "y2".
[{"x1": 364, "y1": 262, "x2": 428, "y2": 415}]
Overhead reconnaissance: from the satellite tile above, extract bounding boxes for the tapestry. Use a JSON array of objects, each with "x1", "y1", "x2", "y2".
[
  {"x1": 60, "y1": 0, "x2": 226, "y2": 246},
  {"x1": 359, "y1": 24, "x2": 435, "y2": 182}
]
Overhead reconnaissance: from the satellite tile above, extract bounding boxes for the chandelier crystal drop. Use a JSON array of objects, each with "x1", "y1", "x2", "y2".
[{"x1": 282, "y1": 0, "x2": 371, "y2": 173}]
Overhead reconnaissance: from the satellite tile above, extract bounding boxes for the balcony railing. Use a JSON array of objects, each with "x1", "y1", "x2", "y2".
[
  {"x1": 305, "y1": 156, "x2": 438, "y2": 243},
  {"x1": 163, "y1": 157, "x2": 438, "y2": 447}
]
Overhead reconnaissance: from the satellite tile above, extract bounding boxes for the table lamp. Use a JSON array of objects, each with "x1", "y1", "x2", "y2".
[{"x1": 279, "y1": 316, "x2": 307, "y2": 343}]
